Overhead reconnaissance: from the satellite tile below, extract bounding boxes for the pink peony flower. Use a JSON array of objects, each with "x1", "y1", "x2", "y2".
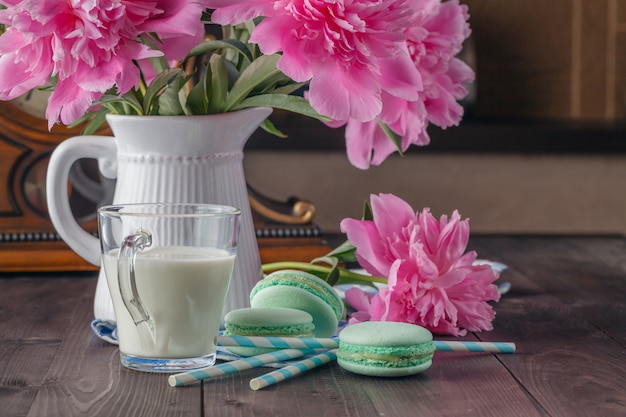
[
  {"x1": 340, "y1": 0, "x2": 476, "y2": 169},
  {"x1": 344, "y1": 287, "x2": 374, "y2": 324},
  {"x1": 343, "y1": 92, "x2": 430, "y2": 169},
  {"x1": 207, "y1": 0, "x2": 423, "y2": 123},
  {"x1": 0, "y1": 0, "x2": 209, "y2": 128},
  {"x1": 340, "y1": 193, "x2": 500, "y2": 336}
]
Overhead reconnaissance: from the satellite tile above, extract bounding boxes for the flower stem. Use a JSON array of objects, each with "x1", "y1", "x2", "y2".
[{"x1": 261, "y1": 262, "x2": 388, "y2": 284}]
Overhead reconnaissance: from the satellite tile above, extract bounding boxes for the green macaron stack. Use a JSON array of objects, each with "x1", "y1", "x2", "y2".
[
  {"x1": 337, "y1": 321, "x2": 436, "y2": 377},
  {"x1": 223, "y1": 307, "x2": 315, "y2": 357},
  {"x1": 249, "y1": 270, "x2": 345, "y2": 337}
]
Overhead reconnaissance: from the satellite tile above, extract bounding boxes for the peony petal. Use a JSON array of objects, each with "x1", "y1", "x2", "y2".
[
  {"x1": 369, "y1": 289, "x2": 390, "y2": 321},
  {"x1": 435, "y1": 211, "x2": 470, "y2": 271},
  {"x1": 0, "y1": 53, "x2": 50, "y2": 99},
  {"x1": 347, "y1": 310, "x2": 371, "y2": 325},
  {"x1": 340, "y1": 217, "x2": 390, "y2": 276},
  {"x1": 435, "y1": 268, "x2": 469, "y2": 289},
  {"x1": 139, "y1": 0, "x2": 208, "y2": 37},
  {"x1": 344, "y1": 119, "x2": 377, "y2": 170},
  {"x1": 370, "y1": 193, "x2": 416, "y2": 243},
  {"x1": 251, "y1": 16, "x2": 299, "y2": 57},
  {"x1": 206, "y1": 0, "x2": 274, "y2": 25},
  {"x1": 307, "y1": 64, "x2": 382, "y2": 122},
  {"x1": 345, "y1": 287, "x2": 373, "y2": 313},
  {"x1": 377, "y1": 52, "x2": 422, "y2": 101},
  {"x1": 46, "y1": 79, "x2": 101, "y2": 129}
]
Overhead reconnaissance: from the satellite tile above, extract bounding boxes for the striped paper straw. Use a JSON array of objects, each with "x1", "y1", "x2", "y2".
[
  {"x1": 434, "y1": 341, "x2": 516, "y2": 353},
  {"x1": 216, "y1": 335, "x2": 339, "y2": 350},
  {"x1": 217, "y1": 335, "x2": 515, "y2": 354},
  {"x1": 249, "y1": 350, "x2": 338, "y2": 391},
  {"x1": 168, "y1": 348, "x2": 312, "y2": 387}
]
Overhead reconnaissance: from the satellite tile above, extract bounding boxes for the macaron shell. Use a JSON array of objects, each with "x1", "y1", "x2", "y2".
[
  {"x1": 338, "y1": 321, "x2": 433, "y2": 346},
  {"x1": 224, "y1": 307, "x2": 314, "y2": 332},
  {"x1": 251, "y1": 287, "x2": 339, "y2": 338},
  {"x1": 251, "y1": 270, "x2": 345, "y2": 320}
]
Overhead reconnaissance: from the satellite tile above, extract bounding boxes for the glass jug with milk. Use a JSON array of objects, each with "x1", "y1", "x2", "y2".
[{"x1": 98, "y1": 203, "x2": 240, "y2": 372}]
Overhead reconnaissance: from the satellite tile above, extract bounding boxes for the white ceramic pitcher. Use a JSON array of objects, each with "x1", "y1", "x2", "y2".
[{"x1": 46, "y1": 107, "x2": 272, "y2": 323}]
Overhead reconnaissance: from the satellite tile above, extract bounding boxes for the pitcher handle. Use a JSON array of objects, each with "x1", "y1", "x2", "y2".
[{"x1": 46, "y1": 135, "x2": 117, "y2": 266}]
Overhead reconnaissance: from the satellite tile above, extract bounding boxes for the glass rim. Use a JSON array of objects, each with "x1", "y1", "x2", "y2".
[{"x1": 97, "y1": 203, "x2": 241, "y2": 218}]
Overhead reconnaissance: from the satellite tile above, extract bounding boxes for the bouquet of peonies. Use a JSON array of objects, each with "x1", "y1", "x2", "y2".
[{"x1": 0, "y1": 0, "x2": 474, "y2": 169}]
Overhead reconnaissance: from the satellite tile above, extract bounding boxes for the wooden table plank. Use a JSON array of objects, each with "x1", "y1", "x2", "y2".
[
  {"x1": 469, "y1": 236, "x2": 626, "y2": 417},
  {"x1": 0, "y1": 274, "x2": 202, "y2": 417},
  {"x1": 0, "y1": 276, "x2": 91, "y2": 417}
]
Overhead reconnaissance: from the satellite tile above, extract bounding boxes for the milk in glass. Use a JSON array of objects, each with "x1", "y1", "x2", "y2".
[{"x1": 103, "y1": 246, "x2": 235, "y2": 359}]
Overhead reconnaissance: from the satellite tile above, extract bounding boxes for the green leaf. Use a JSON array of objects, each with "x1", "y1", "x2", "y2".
[
  {"x1": 187, "y1": 39, "x2": 254, "y2": 64},
  {"x1": 186, "y1": 81, "x2": 208, "y2": 115},
  {"x1": 251, "y1": 72, "x2": 295, "y2": 94},
  {"x1": 242, "y1": 20, "x2": 257, "y2": 43},
  {"x1": 142, "y1": 69, "x2": 184, "y2": 114},
  {"x1": 234, "y1": 94, "x2": 330, "y2": 121},
  {"x1": 148, "y1": 56, "x2": 170, "y2": 77},
  {"x1": 270, "y1": 82, "x2": 308, "y2": 95},
  {"x1": 259, "y1": 118, "x2": 287, "y2": 138},
  {"x1": 80, "y1": 110, "x2": 108, "y2": 135},
  {"x1": 310, "y1": 256, "x2": 341, "y2": 286},
  {"x1": 378, "y1": 120, "x2": 404, "y2": 156},
  {"x1": 223, "y1": 59, "x2": 241, "y2": 89},
  {"x1": 224, "y1": 54, "x2": 283, "y2": 111},
  {"x1": 202, "y1": 59, "x2": 214, "y2": 110},
  {"x1": 96, "y1": 91, "x2": 143, "y2": 115},
  {"x1": 362, "y1": 200, "x2": 373, "y2": 221},
  {"x1": 208, "y1": 54, "x2": 228, "y2": 113},
  {"x1": 324, "y1": 240, "x2": 357, "y2": 263},
  {"x1": 325, "y1": 268, "x2": 341, "y2": 287},
  {"x1": 118, "y1": 92, "x2": 143, "y2": 113},
  {"x1": 334, "y1": 274, "x2": 379, "y2": 288},
  {"x1": 67, "y1": 109, "x2": 105, "y2": 133},
  {"x1": 157, "y1": 81, "x2": 186, "y2": 115}
]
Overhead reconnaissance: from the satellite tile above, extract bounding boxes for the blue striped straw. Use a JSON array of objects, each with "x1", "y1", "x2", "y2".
[
  {"x1": 216, "y1": 335, "x2": 338, "y2": 350},
  {"x1": 168, "y1": 348, "x2": 313, "y2": 387},
  {"x1": 249, "y1": 350, "x2": 338, "y2": 391},
  {"x1": 434, "y1": 341, "x2": 516, "y2": 353},
  {"x1": 216, "y1": 335, "x2": 515, "y2": 354}
]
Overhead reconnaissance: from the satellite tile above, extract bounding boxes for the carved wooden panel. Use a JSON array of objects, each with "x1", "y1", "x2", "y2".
[{"x1": 0, "y1": 101, "x2": 100, "y2": 271}]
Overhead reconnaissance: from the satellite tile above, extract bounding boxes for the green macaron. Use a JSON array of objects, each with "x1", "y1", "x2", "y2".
[
  {"x1": 223, "y1": 307, "x2": 315, "y2": 357},
  {"x1": 337, "y1": 321, "x2": 435, "y2": 377},
  {"x1": 249, "y1": 270, "x2": 345, "y2": 338}
]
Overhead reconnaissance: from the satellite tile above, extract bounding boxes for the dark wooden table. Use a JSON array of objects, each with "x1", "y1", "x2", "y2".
[{"x1": 1, "y1": 236, "x2": 625, "y2": 417}]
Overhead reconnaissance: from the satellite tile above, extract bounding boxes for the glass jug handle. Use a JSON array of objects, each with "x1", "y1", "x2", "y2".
[{"x1": 118, "y1": 231, "x2": 153, "y2": 332}]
